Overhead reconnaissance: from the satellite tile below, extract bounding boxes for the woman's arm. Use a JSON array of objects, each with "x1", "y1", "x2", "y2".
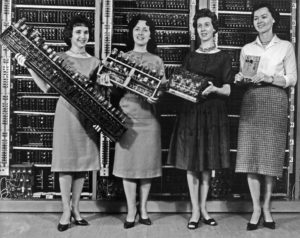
[
  {"x1": 27, "y1": 68, "x2": 51, "y2": 93},
  {"x1": 234, "y1": 49, "x2": 246, "y2": 84},
  {"x1": 202, "y1": 82, "x2": 231, "y2": 97},
  {"x1": 281, "y1": 43, "x2": 297, "y2": 87},
  {"x1": 15, "y1": 53, "x2": 50, "y2": 93},
  {"x1": 245, "y1": 43, "x2": 297, "y2": 88},
  {"x1": 213, "y1": 83, "x2": 231, "y2": 96},
  {"x1": 203, "y1": 52, "x2": 232, "y2": 97}
]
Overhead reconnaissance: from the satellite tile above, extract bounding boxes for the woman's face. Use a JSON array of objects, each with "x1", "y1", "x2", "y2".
[
  {"x1": 196, "y1": 17, "x2": 215, "y2": 42},
  {"x1": 132, "y1": 20, "x2": 151, "y2": 47},
  {"x1": 253, "y1": 7, "x2": 274, "y2": 34},
  {"x1": 71, "y1": 25, "x2": 89, "y2": 48}
]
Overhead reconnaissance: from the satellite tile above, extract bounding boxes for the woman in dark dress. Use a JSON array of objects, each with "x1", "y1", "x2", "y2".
[{"x1": 168, "y1": 9, "x2": 233, "y2": 229}]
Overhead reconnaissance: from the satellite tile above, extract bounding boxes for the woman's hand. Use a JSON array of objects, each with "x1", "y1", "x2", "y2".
[
  {"x1": 96, "y1": 73, "x2": 113, "y2": 86},
  {"x1": 234, "y1": 72, "x2": 244, "y2": 84},
  {"x1": 251, "y1": 72, "x2": 273, "y2": 84},
  {"x1": 15, "y1": 53, "x2": 27, "y2": 67},
  {"x1": 147, "y1": 96, "x2": 158, "y2": 104},
  {"x1": 201, "y1": 81, "x2": 216, "y2": 97}
]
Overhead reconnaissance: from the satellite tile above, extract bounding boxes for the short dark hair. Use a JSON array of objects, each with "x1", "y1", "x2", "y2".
[
  {"x1": 63, "y1": 15, "x2": 92, "y2": 47},
  {"x1": 126, "y1": 14, "x2": 157, "y2": 54},
  {"x1": 252, "y1": 2, "x2": 280, "y2": 32},
  {"x1": 193, "y1": 8, "x2": 218, "y2": 34}
]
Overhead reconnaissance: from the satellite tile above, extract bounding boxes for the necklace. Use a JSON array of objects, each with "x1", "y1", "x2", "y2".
[
  {"x1": 198, "y1": 44, "x2": 217, "y2": 52},
  {"x1": 69, "y1": 49, "x2": 88, "y2": 56}
]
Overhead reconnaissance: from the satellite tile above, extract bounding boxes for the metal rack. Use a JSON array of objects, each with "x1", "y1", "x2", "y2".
[{"x1": 0, "y1": 0, "x2": 299, "y2": 211}]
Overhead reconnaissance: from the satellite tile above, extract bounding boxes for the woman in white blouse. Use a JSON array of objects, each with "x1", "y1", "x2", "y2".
[{"x1": 235, "y1": 2, "x2": 297, "y2": 231}]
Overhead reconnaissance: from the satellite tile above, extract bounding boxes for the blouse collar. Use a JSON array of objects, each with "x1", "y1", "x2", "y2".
[{"x1": 254, "y1": 34, "x2": 280, "y2": 48}]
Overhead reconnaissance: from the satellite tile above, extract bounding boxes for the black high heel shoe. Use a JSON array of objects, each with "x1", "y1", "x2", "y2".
[
  {"x1": 139, "y1": 217, "x2": 152, "y2": 225},
  {"x1": 262, "y1": 210, "x2": 276, "y2": 229},
  {"x1": 247, "y1": 213, "x2": 262, "y2": 231},
  {"x1": 187, "y1": 219, "x2": 200, "y2": 230},
  {"x1": 202, "y1": 217, "x2": 218, "y2": 226},
  {"x1": 124, "y1": 220, "x2": 135, "y2": 229},
  {"x1": 124, "y1": 211, "x2": 138, "y2": 229},
  {"x1": 138, "y1": 209, "x2": 152, "y2": 226},
  {"x1": 201, "y1": 212, "x2": 218, "y2": 226},
  {"x1": 71, "y1": 211, "x2": 89, "y2": 226},
  {"x1": 263, "y1": 220, "x2": 276, "y2": 229},
  {"x1": 57, "y1": 222, "x2": 71, "y2": 232}
]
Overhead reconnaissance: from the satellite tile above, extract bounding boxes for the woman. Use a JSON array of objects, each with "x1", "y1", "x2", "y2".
[
  {"x1": 235, "y1": 2, "x2": 297, "y2": 231},
  {"x1": 16, "y1": 15, "x2": 100, "y2": 232},
  {"x1": 167, "y1": 9, "x2": 233, "y2": 229},
  {"x1": 107, "y1": 15, "x2": 165, "y2": 229}
]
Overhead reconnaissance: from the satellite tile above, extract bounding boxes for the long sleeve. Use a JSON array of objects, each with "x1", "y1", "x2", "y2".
[
  {"x1": 239, "y1": 47, "x2": 246, "y2": 73},
  {"x1": 283, "y1": 43, "x2": 297, "y2": 87}
]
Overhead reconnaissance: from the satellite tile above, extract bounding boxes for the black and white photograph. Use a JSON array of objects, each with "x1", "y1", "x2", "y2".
[{"x1": 0, "y1": 0, "x2": 300, "y2": 237}]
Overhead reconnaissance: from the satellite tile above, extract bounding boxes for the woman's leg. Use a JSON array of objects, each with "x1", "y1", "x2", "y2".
[
  {"x1": 58, "y1": 172, "x2": 72, "y2": 224},
  {"x1": 71, "y1": 172, "x2": 86, "y2": 220},
  {"x1": 262, "y1": 175, "x2": 274, "y2": 222},
  {"x1": 247, "y1": 173, "x2": 262, "y2": 223},
  {"x1": 187, "y1": 171, "x2": 200, "y2": 222},
  {"x1": 200, "y1": 170, "x2": 212, "y2": 220},
  {"x1": 123, "y1": 178, "x2": 137, "y2": 222},
  {"x1": 139, "y1": 178, "x2": 152, "y2": 219}
]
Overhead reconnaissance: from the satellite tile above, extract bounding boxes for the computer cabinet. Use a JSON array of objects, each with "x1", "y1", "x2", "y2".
[{"x1": 0, "y1": 0, "x2": 299, "y2": 212}]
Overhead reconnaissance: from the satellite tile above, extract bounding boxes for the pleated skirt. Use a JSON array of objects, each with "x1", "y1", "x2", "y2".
[{"x1": 167, "y1": 98, "x2": 230, "y2": 172}]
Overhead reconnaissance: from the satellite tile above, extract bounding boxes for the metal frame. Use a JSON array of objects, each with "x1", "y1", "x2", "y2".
[
  {"x1": 294, "y1": 0, "x2": 300, "y2": 200},
  {"x1": 0, "y1": 0, "x2": 12, "y2": 176}
]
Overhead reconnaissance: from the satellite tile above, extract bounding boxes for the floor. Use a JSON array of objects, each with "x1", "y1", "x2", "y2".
[{"x1": 1, "y1": 212, "x2": 300, "y2": 238}]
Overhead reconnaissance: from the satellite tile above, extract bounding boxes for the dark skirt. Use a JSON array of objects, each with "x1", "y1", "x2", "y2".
[
  {"x1": 167, "y1": 98, "x2": 230, "y2": 172},
  {"x1": 235, "y1": 86, "x2": 288, "y2": 177}
]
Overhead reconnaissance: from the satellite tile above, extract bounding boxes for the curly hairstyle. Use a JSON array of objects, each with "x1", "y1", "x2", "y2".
[
  {"x1": 63, "y1": 15, "x2": 92, "y2": 47},
  {"x1": 193, "y1": 8, "x2": 218, "y2": 35},
  {"x1": 251, "y1": 2, "x2": 280, "y2": 32},
  {"x1": 126, "y1": 14, "x2": 157, "y2": 54}
]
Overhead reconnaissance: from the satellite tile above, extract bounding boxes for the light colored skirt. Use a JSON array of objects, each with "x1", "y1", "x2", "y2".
[
  {"x1": 51, "y1": 97, "x2": 100, "y2": 172},
  {"x1": 113, "y1": 93, "x2": 162, "y2": 179}
]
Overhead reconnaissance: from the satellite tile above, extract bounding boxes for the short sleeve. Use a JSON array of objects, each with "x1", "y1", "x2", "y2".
[
  {"x1": 182, "y1": 52, "x2": 192, "y2": 70},
  {"x1": 156, "y1": 56, "x2": 167, "y2": 83},
  {"x1": 221, "y1": 53, "x2": 234, "y2": 84},
  {"x1": 156, "y1": 56, "x2": 165, "y2": 76}
]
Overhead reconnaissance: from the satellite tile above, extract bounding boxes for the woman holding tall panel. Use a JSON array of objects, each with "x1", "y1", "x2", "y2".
[
  {"x1": 168, "y1": 8, "x2": 233, "y2": 229},
  {"x1": 15, "y1": 15, "x2": 100, "y2": 232},
  {"x1": 235, "y1": 2, "x2": 297, "y2": 231}
]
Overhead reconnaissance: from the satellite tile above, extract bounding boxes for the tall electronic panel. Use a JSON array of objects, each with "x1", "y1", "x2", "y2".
[
  {"x1": 0, "y1": 0, "x2": 96, "y2": 200},
  {"x1": 0, "y1": 0, "x2": 297, "y2": 203},
  {"x1": 211, "y1": 0, "x2": 296, "y2": 198}
]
